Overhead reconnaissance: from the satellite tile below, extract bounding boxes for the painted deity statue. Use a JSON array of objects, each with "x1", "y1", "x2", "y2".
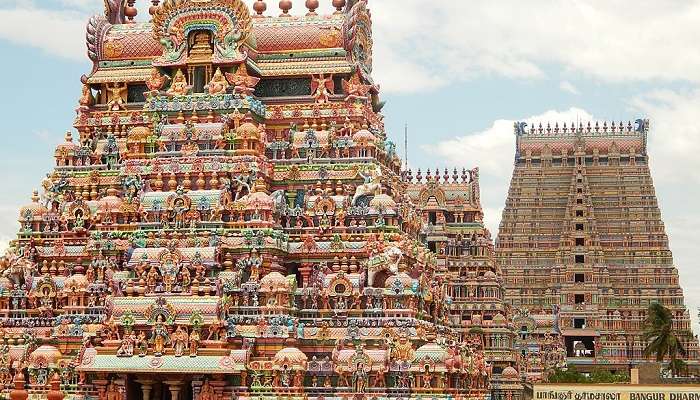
[
  {"x1": 150, "y1": 315, "x2": 170, "y2": 356},
  {"x1": 166, "y1": 69, "x2": 191, "y2": 97},
  {"x1": 146, "y1": 67, "x2": 169, "y2": 94},
  {"x1": 106, "y1": 82, "x2": 127, "y2": 111},
  {"x1": 189, "y1": 328, "x2": 200, "y2": 357},
  {"x1": 352, "y1": 165, "x2": 383, "y2": 205},
  {"x1": 172, "y1": 326, "x2": 188, "y2": 357},
  {"x1": 116, "y1": 331, "x2": 135, "y2": 357},
  {"x1": 199, "y1": 380, "x2": 215, "y2": 400},
  {"x1": 311, "y1": 74, "x2": 334, "y2": 103},
  {"x1": 78, "y1": 84, "x2": 95, "y2": 108},
  {"x1": 207, "y1": 68, "x2": 229, "y2": 95},
  {"x1": 225, "y1": 63, "x2": 260, "y2": 96},
  {"x1": 136, "y1": 331, "x2": 148, "y2": 356}
]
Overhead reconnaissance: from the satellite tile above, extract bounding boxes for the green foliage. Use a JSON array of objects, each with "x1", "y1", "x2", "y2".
[
  {"x1": 643, "y1": 302, "x2": 688, "y2": 376},
  {"x1": 547, "y1": 368, "x2": 629, "y2": 384}
]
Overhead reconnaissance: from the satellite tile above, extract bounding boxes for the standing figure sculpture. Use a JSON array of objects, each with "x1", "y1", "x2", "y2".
[
  {"x1": 150, "y1": 315, "x2": 170, "y2": 356},
  {"x1": 311, "y1": 74, "x2": 334, "y2": 103}
]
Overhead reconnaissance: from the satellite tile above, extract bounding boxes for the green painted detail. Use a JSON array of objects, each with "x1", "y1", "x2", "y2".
[
  {"x1": 99, "y1": 60, "x2": 153, "y2": 68},
  {"x1": 257, "y1": 50, "x2": 348, "y2": 61}
]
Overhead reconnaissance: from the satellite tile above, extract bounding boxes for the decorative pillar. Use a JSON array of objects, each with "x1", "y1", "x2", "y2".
[
  {"x1": 164, "y1": 380, "x2": 182, "y2": 400},
  {"x1": 136, "y1": 379, "x2": 155, "y2": 400}
]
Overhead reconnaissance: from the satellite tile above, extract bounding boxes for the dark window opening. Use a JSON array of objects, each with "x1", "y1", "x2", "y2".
[
  {"x1": 333, "y1": 75, "x2": 346, "y2": 94},
  {"x1": 575, "y1": 273, "x2": 585, "y2": 283},
  {"x1": 566, "y1": 336, "x2": 595, "y2": 357},
  {"x1": 575, "y1": 223, "x2": 584, "y2": 231},
  {"x1": 576, "y1": 199, "x2": 583, "y2": 204},
  {"x1": 575, "y1": 255, "x2": 585, "y2": 263},
  {"x1": 127, "y1": 84, "x2": 148, "y2": 103},
  {"x1": 255, "y1": 78, "x2": 312, "y2": 97},
  {"x1": 574, "y1": 318, "x2": 586, "y2": 329},
  {"x1": 575, "y1": 238, "x2": 585, "y2": 246},
  {"x1": 577, "y1": 188, "x2": 583, "y2": 193},
  {"x1": 193, "y1": 66, "x2": 207, "y2": 93},
  {"x1": 575, "y1": 294, "x2": 585, "y2": 304},
  {"x1": 428, "y1": 241, "x2": 437, "y2": 253},
  {"x1": 428, "y1": 212, "x2": 437, "y2": 225},
  {"x1": 576, "y1": 210, "x2": 584, "y2": 217}
]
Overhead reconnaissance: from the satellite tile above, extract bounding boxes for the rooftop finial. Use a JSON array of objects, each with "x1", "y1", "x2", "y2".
[
  {"x1": 149, "y1": 0, "x2": 160, "y2": 16},
  {"x1": 125, "y1": 0, "x2": 137, "y2": 22},
  {"x1": 253, "y1": 0, "x2": 267, "y2": 16},
  {"x1": 306, "y1": 0, "x2": 319, "y2": 15},
  {"x1": 279, "y1": 0, "x2": 292, "y2": 16},
  {"x1": 332, "y1": 0, "x2": 346, "y2": 13}
]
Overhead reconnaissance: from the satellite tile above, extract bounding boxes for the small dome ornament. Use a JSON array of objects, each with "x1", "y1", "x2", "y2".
[
  {"x1": 149, "y1": 0, "x2": 160, "y2": 17},
  {"x1": 332, "y1": 0, "x2": 346, "y2": 13},
  {"x1": 279, "y1": 0, "x2": 292, "y2": 16},
  {"x1": 253, "y1": 0, "x2": 267, "y2": 16},
  {"x1": 305, "y1": 0, "x2": 319, "y2": 15},
  {"x1": 125, "y1": 0, "x2": 137, "y2": 22}
]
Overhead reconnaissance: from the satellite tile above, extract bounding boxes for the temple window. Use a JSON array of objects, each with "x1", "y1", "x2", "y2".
[
  {"x1": 127, "y1": 83, "x2": 148, "y2": 103},
  {"x1": 575, "y1": 294, "x2": 585, "y2": 304},
  {"x1": 187, "y1": 30, "x2": 214, "y2": 93},
  {"x1": 575, "y1": 255, "x2": 585, "y2": 263},
  {"x1": 575, "y1": 273, "x2": 585, "y2": 283},
  {"x1": 575, "y1": 223, "x2": 584, "y2": 231},
  {"x1": 575, "y1": 210, "x2": 584, "y2": 217},
  {"x1": 575, "y1": 238, "x2": 585, "y2": 246},
  {"x1": 574, "y1": 318, "x2": 586, "y2": 329}
]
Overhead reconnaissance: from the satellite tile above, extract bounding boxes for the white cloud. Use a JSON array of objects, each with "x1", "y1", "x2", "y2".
[
  {"x1": 0, "y1": 6, "x2": 87, "y2": 61},
  {"x1": 365, "y1": 1, "x2": 700, "y2": 93},
  {"x1": 560, "y1": 81, "x2": 580, "y2": 95}
]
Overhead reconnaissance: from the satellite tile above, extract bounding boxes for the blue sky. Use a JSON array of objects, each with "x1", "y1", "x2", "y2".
[{"x1": 1, "y1": 0, "x2": 700, "y2": 332}]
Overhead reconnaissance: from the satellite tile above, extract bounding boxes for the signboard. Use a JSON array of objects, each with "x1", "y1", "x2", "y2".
[{"x1": 534, "y1": 384, "x2": 700, "y2": 400}]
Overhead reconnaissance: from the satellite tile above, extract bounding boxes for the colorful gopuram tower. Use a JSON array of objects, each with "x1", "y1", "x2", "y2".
[
  {"x1": 405, "y1": 168, "x2": 521, "y2": 396},
  {"x1": 496, "y1": 120, "x2": 699, "y2": 381},
  {"x1": 0, "y1": 1, "x2": 520, "y2": 399}
]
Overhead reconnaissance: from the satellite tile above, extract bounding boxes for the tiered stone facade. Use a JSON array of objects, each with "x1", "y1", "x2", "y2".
[
  {"x1": 496, "y1": 121, "x2": 699, "y2": 381},
  {"x1": 0, "y1": 1, "x2": 520, "y2": 399}
]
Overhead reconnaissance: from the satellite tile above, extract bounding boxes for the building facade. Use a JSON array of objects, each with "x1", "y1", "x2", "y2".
[
  {"x1": 0, "y1": 1, "x2": 520, "y2": 399},
  {"x1": 496, "y1": 121, "x2": 699, "y2": 381}
]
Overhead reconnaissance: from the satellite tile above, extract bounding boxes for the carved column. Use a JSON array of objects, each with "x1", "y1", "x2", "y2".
[
  {"x1": 135, "y1": 379, "x2": 155, "y2": 400},
  {"x1": 164, "y1": 380, "x2": 182, "y2": 400}
]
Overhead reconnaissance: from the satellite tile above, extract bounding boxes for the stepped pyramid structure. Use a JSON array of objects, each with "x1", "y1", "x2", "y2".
[
  {"x1": 0, "y1": 1, "x2": 520, "y2": 399},
  {"x1": 496, "y1": 120, "x2": 699, "y2": 381}
]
